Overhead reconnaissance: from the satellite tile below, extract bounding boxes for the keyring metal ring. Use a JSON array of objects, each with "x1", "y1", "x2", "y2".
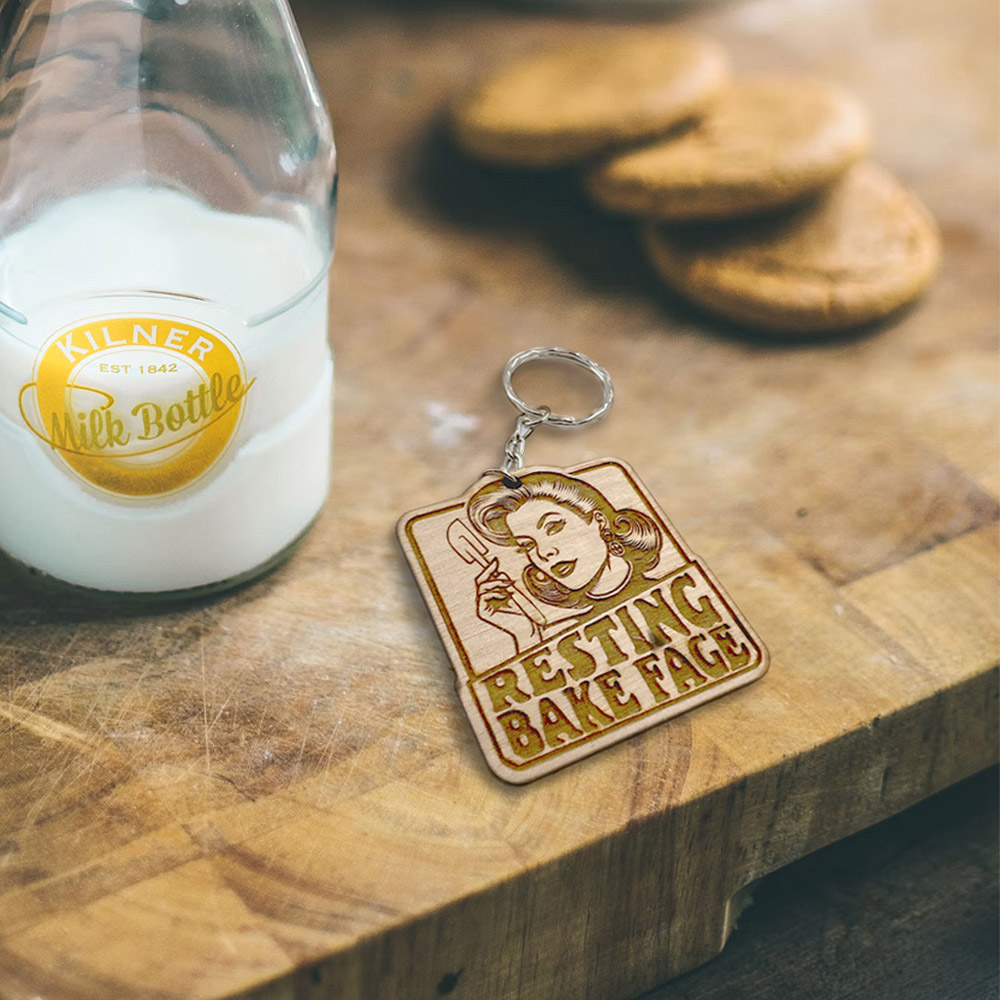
[{"x1": 502, "y1": 347, "x2": 614, "y2": 428}]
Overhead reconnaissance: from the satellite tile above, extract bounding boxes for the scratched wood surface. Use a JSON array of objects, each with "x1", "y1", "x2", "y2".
[{"x1": 0, "y1": 2, "x2": 997, "y2": 999}]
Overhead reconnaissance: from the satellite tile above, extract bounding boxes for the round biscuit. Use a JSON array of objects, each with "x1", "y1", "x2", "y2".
[
  {"x1": 451, "y1": 33, "x2": 730, "y2": 168},
  {"x1": 587, "y1": 76, "x2": 871, "y2": 220},
  {"x1": 642, "y1": 162, "x2": 940, "y2": 333}
]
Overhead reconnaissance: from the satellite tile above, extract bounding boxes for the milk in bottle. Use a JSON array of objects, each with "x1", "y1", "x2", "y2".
[{"x1": 0, "y1": 0, "x2": 337, "y2": 594}]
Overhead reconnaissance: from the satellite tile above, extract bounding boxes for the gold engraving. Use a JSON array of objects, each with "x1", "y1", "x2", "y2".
[{"x1": 398, "y1": 459, "x2": 769, "y2": 783}]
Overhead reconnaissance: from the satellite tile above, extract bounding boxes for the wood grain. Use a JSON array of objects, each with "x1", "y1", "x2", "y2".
[
  {"x1": 397, "y1": 459, "x2": 769, "y2": 783},
  {"x1": 0, "y1": 0, "x2": 997, "y2": 998},
  {"x1": 643, "y1": 767, "x2": 999, "y2": 1000}
]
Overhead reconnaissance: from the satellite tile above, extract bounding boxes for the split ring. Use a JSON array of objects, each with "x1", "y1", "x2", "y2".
[{"x1": 502, "y1": 347, "x2": 614, "y2": 428}]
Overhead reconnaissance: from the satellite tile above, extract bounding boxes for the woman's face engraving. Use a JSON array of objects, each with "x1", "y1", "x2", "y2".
[{"x1": 505, "y1": 499, "x2": 609, "y2": 592}]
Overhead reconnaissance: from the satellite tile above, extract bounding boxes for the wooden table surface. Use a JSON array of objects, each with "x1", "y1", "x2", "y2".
[
  {"x1": 1, "y1": 1, "x2": 997, "y2": 999},
  {"x1": 641, "y1": 766, "x2": 998, "y2": 1000}
]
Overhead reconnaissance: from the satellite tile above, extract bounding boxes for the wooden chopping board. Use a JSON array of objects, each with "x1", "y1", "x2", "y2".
[{"x1": 0, "y1": 1, "x2": 996, "y2": 998}]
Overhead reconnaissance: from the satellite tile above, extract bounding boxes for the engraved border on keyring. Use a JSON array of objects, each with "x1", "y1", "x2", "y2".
[
  {"x1": 502, "y1": 347, "x2": 614, "y2": 427},
  {"x1": 401, "y1": 459, "x2": 701, "y2": 680}
]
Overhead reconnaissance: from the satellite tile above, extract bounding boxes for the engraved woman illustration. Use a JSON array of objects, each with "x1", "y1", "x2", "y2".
[{"x1": 465, "y1": 471, "x2": 665, "y2": 653}]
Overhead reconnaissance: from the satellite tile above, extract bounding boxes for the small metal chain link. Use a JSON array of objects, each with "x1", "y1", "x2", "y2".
[{"x1": 500, "y1": 408, "x2": 550, "y2": 477}]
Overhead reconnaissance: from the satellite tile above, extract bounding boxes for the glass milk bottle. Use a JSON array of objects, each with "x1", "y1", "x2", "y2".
[{"x1": 0, "y1": 0, "x2": 336, "y2": 595}]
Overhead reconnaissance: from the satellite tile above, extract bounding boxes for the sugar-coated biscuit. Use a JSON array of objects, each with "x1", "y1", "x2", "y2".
[
  {"x1": 451, "y1": 33, "x2": 730, "y2": 168},
  {"x1": 642, "y1": 162, "x2": 940, "y2": 333},
  {"x1": 587, "y1": 76, "x2": 871, "y2": 220}
]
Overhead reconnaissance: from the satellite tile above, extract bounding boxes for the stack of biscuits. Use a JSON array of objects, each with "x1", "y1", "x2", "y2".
[{"x1": 451, "y1": 32, "x2": 940, "y2": 334}]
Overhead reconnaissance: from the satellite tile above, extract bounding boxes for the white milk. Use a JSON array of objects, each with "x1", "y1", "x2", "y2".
[{"x1": 0, "y1": 186, "x2": 333, "y2": 592}]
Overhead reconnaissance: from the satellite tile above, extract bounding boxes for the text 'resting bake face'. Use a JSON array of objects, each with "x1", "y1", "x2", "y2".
[{"x1": 505, "y1": 499, "x2": 608, "y2": 592}]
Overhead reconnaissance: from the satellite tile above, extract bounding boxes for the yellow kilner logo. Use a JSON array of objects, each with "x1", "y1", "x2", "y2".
[{"x1": 18, "y1": 315, "x2": 254, "y2": 498}]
